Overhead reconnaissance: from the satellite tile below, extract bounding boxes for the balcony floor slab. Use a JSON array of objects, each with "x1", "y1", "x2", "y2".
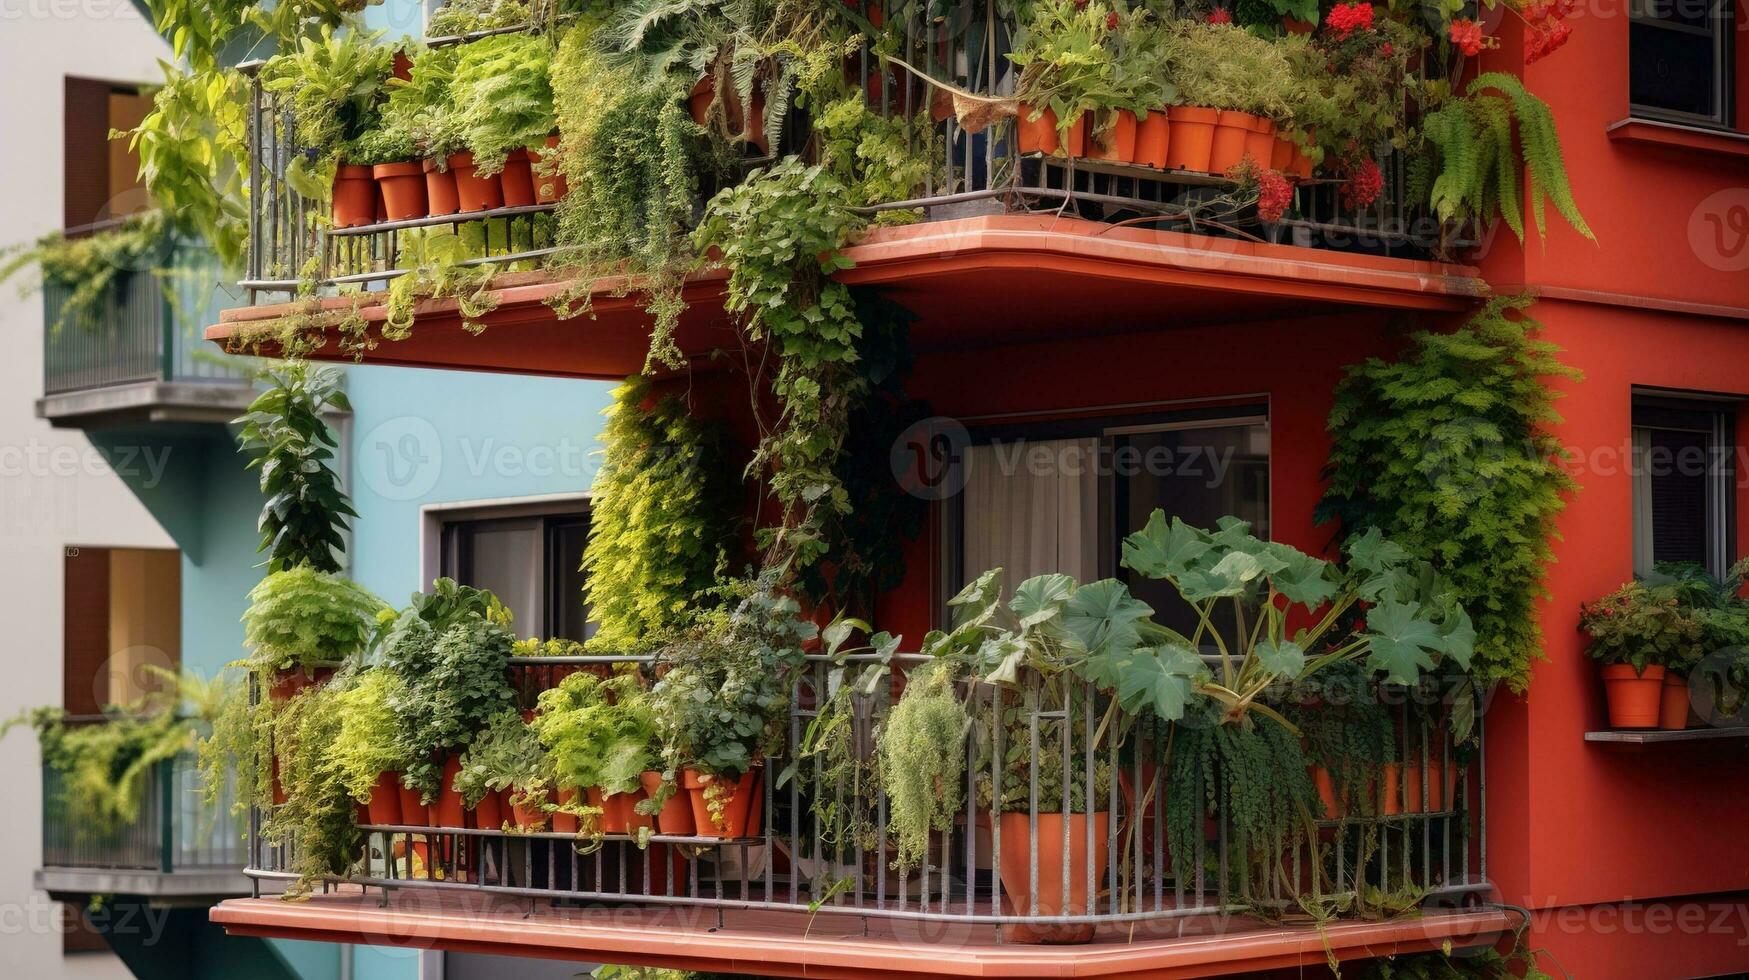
[
  {"x1": 212, "y1": 886, "x2": 1511, "y2": 978},
  {"x1": 37, "y1": 867, "x2": 253, "y2": 903}
]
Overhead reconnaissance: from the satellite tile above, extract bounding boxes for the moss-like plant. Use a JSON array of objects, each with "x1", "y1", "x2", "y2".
[
  {"x1": 1279, "y1": 663, "x2": 1396, "y2": 819},
  {"x1": 327, "y1": 669, "x2": 412, "y2": 803},
  {"x1": 534, "y1": 669, "x2": 658, "y2": 796},
  {"x1": 877, "y1": 660, "x2": 967, "y2": 876},
  {"x1": 1163, "y1": 21, "x2": 1295, "y2": 120},
  {"x1": 242, "y1": 566, "x2": 386, "y2": 672},
  {"x1": 580, "y1": 376, "x2": 735, "y2": 652}
]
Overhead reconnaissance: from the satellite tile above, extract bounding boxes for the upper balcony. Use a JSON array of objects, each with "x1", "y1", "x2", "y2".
[
  {"x1": 212, "y1": 6, "x2": 1496, "y2": 378},
  {"x1": 38, "y1": 223, "x2": 253, "y2": 429},
  {"x1": 37, "y1": 741, "x2": 249, "y2": 901}
]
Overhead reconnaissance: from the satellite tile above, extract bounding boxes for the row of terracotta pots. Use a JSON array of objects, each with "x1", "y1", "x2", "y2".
[
  {"x1": 1016, "y1": 103, "x2": 1315, "y2": 180},
  {"x1": 1311, "y1": 760, "x2": 1460, "y2": 819},
  {"x1": 1600, "y1": 663, "x2": 1691, "y2": 730},
  {"x1": 330, "y1": 137, "x2": 568, "y2": 229}
]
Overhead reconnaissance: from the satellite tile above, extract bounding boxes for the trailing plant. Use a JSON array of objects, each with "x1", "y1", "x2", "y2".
[
  {"x1": 534, "y1": 669, "x2": 659, "y2": 797},
  {"x1": 451, "y1": 33, "x2": 556, "y2": 175},
  {"x1": 267, "y1": 681, "x2": 360, "y2": 896},
  {"x1": 328, "y1": 669, "x2": 413, "y2": 803},
  {"x1": 1320, "y1": 296, "x2": 1579, "y2": 694},
  {"x1": 235, "y1": 361, "x2": 357, "y2": 573},
  {"x1": 455, "y1": 708, "x2": 554, "y2": 811},
  {"x1": 649, "y1": 577, "x2": 814, "y2": 780},
  {"x1": 1278, "y1": 662, "x2": 1396, "y2": 818},
  {"x1": 0, "y1": 212, "x2": 172, "y2": 335},
  {"x1": 385, "y1": 614, "x2": 519, "y2": 800},
  {"x1": 580, "y1": 376, "x2": 737, "y2": 651},
  {"x1": 1416, "y1": 72, "x2": 1591, "y2": 249},
  {"x1": 382, "y1": 228, "x2": 502, "y2": 338},
  {"x1": 877, "y1": 660, "x2": 967, "y2": 875},
  {"x1": 242, "y1": 565, "x2": 387, "y2": 672},
  {"x1": 4, "y1": 692, "x2": 194, "y2": 832}
]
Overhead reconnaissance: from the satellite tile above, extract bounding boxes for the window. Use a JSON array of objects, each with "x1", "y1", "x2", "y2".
[
  {"x1": 1629, "y1": 0, "x2": 1734, "y2": 126},
  {"x1": 946, "y1": 409, "x2": 1269, "y2": 641},
  {"x1": 439, "y1": 509, "x2": 593, "y2": 641},
  {"x1": 63, "y1": 78, "x2": 153, "y2": 229},
  {"x1": 1633, "y1": 396, "x2": 1737, "y2": 578}
]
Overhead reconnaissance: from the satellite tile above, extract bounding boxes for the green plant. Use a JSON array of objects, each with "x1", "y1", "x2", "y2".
[
  {"x1": 242, "y1": 565, "x2": 387, "y2": 672},
  {"x1": 426, "y1": 0, "x2": 531, "y2": 36},
  {"x1": 267, "y1": 680, "x2": 361, "y2": 896},
  {"x1": 649, "y1": 578, "x2": 814, "y2": 780},
  {"x1": 383, "y1": 44, "x2": 468, "y2": 162},
  {"x1": 1320, "y1": 296, "x2": 1580, "y2": 694},
  {"x1": 452, "y1": 33, "x2": 556, "y2": 174},
  {"x1": 259, "y1": 25, "x2": 393, "y2": 194},
  {"x1": 1163, "y1": 21, "x2": 1295, "y2": 120},
  {"x1": 343, "y1": 125, "x2": 417, "y2": 166},
  {"x1": 877, "y1": 659, "x2": 967, "y2": 875},
  {"x1": 0, "y1": 212, "x2": 172, "y2": 335},
  {"x1": 385, "y1": 614, "x2": 519, "y2": 800},
  {"x1": 1279, "y1": 662, "x2": 1396, "y2": 818},
  {"x1": 1417, "y1": 72, "x2": 1591, "y2": 248},
  {"x1": 5, "y1": 694, "x2": 194, "y2": 832},
  {"x1": 382, "y1": 228, "x2": 502, "y2": 338},
  {"x1": 327, "y1": 669, "x2": 413, "y2": 803},
  {"x1": 580, "y1": 376, "x2": 736, "y2": 652},
  {"x1": 534, "y1": 669, "x2": 659, "y2": 796},
  {"x1": 1580, "y1": 580, "x2": 1706, "y2": 675},
  {"x1": 454, "y1": 709, "x2": 553, "y2": 810},
  {"x1": 235, "y1": 361, "x2": 357, "y2": 574}
]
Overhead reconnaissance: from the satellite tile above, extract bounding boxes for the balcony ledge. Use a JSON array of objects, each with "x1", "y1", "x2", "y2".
[
  {"x1": 212, "y1": 887, "x2": 1512, "y2": 978},
  {"x1": 206, "y1": 215, "x2": 1485, "y2": 381},
  {"x1": 37, "y1": 867, "x2": 252, "y2": 903},
  {"x1": 35, "y1": 379, "x2": 258, "y2": 430}
]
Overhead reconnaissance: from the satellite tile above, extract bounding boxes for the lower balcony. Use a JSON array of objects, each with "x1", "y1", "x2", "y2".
[
  {"x1": 216, "y1": 657, "x2": 1509, "y2": 976},
  {"x1": 37, "y1": 751, "x2": 250, "y2": 902}
]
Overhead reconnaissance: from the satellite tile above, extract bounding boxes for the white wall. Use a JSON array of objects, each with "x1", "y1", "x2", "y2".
[{"x1": 0, "y1": 4, "x2": 179, "y2": 976}]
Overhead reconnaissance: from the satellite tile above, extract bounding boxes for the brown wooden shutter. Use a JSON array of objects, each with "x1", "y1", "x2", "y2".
[
  {"x1": 62, "y1": 546, "x2": 111, "y2": 716},
  {"x1": 63, "y1": 77, "x2": 113, "y2": 229}
]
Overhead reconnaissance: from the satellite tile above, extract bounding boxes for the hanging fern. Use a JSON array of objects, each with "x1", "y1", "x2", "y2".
[
  {"x1": 1421, "y1": 73, "x2": 1591, "y2": 245},
  {"x1": 878, "y1": 661, "x2": 968, "y2": 876}
]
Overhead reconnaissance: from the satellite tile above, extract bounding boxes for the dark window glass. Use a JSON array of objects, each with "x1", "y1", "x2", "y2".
[
  {"x1": 442, "y1": 512, "x2": 591, "y2": 641},
  {"x1": 1630, "y1": 0, "x2": 1729, "y2": 123}
]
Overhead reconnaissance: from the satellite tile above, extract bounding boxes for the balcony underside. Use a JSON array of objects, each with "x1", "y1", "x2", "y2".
[
  {"x1": 36, "y1": 379, "x2": 257, "y2": 429},
  {"x1": 37, "y1": 866, "x2": 252, "y2": 904},
  {"x1": 207, "y1": 216, "x2": 1485, "y2": 381},
  {"x1": 213, "y1": 887, "x2": 1510, "y2": 979}
]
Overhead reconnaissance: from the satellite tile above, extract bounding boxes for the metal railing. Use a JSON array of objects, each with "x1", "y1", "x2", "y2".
[
  {"x1": 246, "y1": 655, "x2": 1487, "y2": 936},
  {"x1": 42, "y1": 752, "x2": 246, "y2": 873},
  {"x1": 43, "y1": 239, "x2": 249, "y2": 396},
  {"x1": 238, "y1": 4, "x2": 1460, "y2": 306}
]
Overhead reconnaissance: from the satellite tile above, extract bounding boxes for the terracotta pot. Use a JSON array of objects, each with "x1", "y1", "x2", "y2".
[
  {"x1": 1292, "y1": 144, "x2": 1315, "y2": 180},
  {"x1": 433, "y1": 754, "x2": 466, "y2": 828},
  {"x1": 688, "y1": 75, "x2": 766, "y2": 153},
  {"x1": 996, "y1": 811, "x2": 1110, "y2": 944},
  {"x1": 1015, "y1": 104, "x2": 1059, "y2": 156},
  {"x1": 1209, "y1": 110, "x2": 1258, "y2": 174},
  {"x1": 1424, "y1": 757, "x2": 1446, "y2": 812},
  {"x1": 1660, "y1": 672, "x2": 1691, "y2": 730},
  {"x1": 331, "y1": 165, "x2": 376, "y2": 229},
  {"x1": 1270, "y1": 136, "x2": 1295, "y2": 172},
  {"x1": 511, "y1": 796, "x2": 547, "y2": 831},
  {"x1": 423, "y1": 159, "x2": 459, "y2": 216},
  {"x1": 1060, "y1": 111, "x2": 1089, "y2": 158},
  {"x1": 1379, "y1": 762, "x2": 1404, "y2": 816},
  {"x1": 1401, "y1": 763, "x2": 1424, "y2": 813},
  {"x1": 1311, "y1": 766, "x2": 1342, "y2": 819},
  {"x1": 1243, "y1": 115, "x2": 1277, "y2": 166},
  {"x1": 530, "y1": 134, "x2": 567, "y2": 204},
  {"x1": 397, "y1": 783, "x2": 429, "y2": 826},
  {"x1": 373, "y1": 161, "x2": 427, "y2": 221},
  {"x1": 471, "y1": 788, "x2": 504, "y2": 831},
  {"x1": 447, "y1": 152, "x2": 503, "y2": 213},
  {"x1": 500, "y1": 148, "x2": 536, "y2": 208},
  {"x1": 366, "y1": 771, "x2": 402, "y2": 826},
  {"x1": 683, "y1": 766, "x2": 761, "y2": 839},
  {"x1": 1165, "y1": 106, "x2": 1218, "y2": 172},
  {"x1": 1602, "y1": 663, "x2": 1665, "y2": 728},
  {"x1": 688, "y1": 75, "x2": 717, "y2": 127},
  {"x1": 1092, "y1": 109, "x2": 1138, "y2": 163},
  {"x1": 640, "y1": 770, "x2": 695, "y2": 835},
  {"x1": 1134, "y1": 110, "x2": 1170, "y2": 169},
  {"x1": 552, "y1": 787, "x2": 581, "y2": 834},
  {"x1": 608, "y1": 788, "x2": 652, "y2": 835}
]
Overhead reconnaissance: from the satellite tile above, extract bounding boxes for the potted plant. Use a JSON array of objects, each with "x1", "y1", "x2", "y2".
[
  {"x1": 534, "y1": 669, "x2": 660, "y2": 836},
  {"x1": 382, "y1": 43, "x2": 467, "y2": 216},
  {"x1": 1644, "y1": 559, "x2": 1749, "y2": 729},
  {"x1": 649, "y1": 582, "x2": 813, "y2": 839},
  {"x1": 242, "y1": 565, "x2": 385, "y2": 702},
  {"x1": 455, "y1": 709, "x2": 555, "y2": 832},
  {"x1": 1581, "y1": 579, "x2": 1705, "y2": 728},
  {"x1": 259, "y1": 26, "x2": 394, "y2": 227},
  {"x1": 344, "y1": 127, "x2": 427, "y2": 221},
  {"x1": 450, "y1": 33, "x2": 555, "y2": 209},
  {"x1": 1109, "y1": 8, "x2": 1178, "y2": 169},
  {"x1": 1007, "y1": 0, "x2": 1120, "y2": 158},
  {"x1": 329, "y1": 669, "x2": 414, "y2": 827},
  {"x1": 1282, "y1": 662, "x2": 1395, "y2": 821}
]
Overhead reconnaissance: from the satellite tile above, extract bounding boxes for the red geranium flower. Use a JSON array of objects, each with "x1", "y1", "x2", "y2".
[
  {"x1": 1106, "y1": 10, "x2": 1119, "y2": 29},
  {"x1": 1325, "y1": 2, "x2": 1374, "y2": 39},
  {"x1": 1208, "y1": 7, "x2": 1233, "y2": 24},
  {"x1": 1448, "y1": 18, "x2": 1486, "y2": 57}
]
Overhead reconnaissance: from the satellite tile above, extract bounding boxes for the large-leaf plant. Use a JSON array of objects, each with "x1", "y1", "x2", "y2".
[{"x1": 234, "y1": 362, "x2": 356, "y2": 574}]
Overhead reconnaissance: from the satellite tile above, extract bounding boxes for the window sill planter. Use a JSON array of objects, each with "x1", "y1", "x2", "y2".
[{"x1": 1601, "y1": 663, "x2": 1666, "y2": 729}]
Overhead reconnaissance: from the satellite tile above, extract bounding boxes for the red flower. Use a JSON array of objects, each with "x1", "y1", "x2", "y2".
[
  {"x1": 1106, "y1": 10, "x2": 1119, "y2": 29},
  {"x1": 1527, "y1": 20, "x2": 1573, "y2": 62},
  {"x1": 1256, "y1": 168, "x2": 1294, "y2": 223},
  {"x1": 1325, "y1": 2, "x2": 1374, "y2": 39},
  {"x1": 1381, "y1": 42, "x2": 1393, "y2": 56},
  {"x1": 1340, "y1": 156, "x2": 1382, "y2": 209},
  {"x1": 1208, "y1": 7, "x2": 1232, "y2": 23},
  {"x1": 1448, "y1": 18, "x2": 1486, "y2": 57}
]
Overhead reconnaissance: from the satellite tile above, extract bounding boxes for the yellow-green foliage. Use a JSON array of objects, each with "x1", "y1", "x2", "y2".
[
  {"x1": 580, "y1": 377, "x2": 734, "y2": 652},
  {"x1": 327, "y1": 670, "x2": 410, "y2": 803},
  {"x1": 242, "y1": 566, "x2": 388, "y2": 670},
  {"x1": 877, "y1": 661, "x2": 967, "y2": 875}
]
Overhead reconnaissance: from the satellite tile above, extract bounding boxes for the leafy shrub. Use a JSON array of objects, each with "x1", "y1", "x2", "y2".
[
  {"x1": 235, "y1": 362, "x2": 357, "y2": 574},
  {"x1": 386, "y1": 614, "x2": 518, "y2": 799},
  {"x1": 534, "y1": 669, "x2": 658, "y2": 796},
  {"x1": 242, "y1": 565, "x2": 386, "y2": 671},
  {"x1": 1320, "y1": 297, "x2": 1580, "y2": 694},
  {"x1": 878, "y1": 661, "x2": 967, "y2": 874},
  {"x1": 455, "y1": 709, "x2": 552, "y2": 808},
  {"x1": 452, "y1": 33, "x2": 555, "y2": 174},
  {"x1": 1580, "y1": 580, "x2": 1706, "y2": 674},
  {"x1": 327, "y1": 669, "x2": 412, "y2": 802}
]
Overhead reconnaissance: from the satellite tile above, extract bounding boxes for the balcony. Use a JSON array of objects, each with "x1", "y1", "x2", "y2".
[
  {"x1": 215, "y1": 656, "x2": 1509, "y2": 976},
  {"x1": 39, "y1": 230, "x2": 253, "y2": 429},
  {"x1": 37, "y1": 749, "x2": 250, "y2": 901}
]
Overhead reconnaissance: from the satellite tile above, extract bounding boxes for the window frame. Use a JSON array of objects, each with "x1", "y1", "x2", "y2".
[
  {"x1": 420, "y1": 493, "x2": 593, "y2": 641},
  {"x1": 1628, "y1": 0, "x2": 1736, "y2": 129},
  {"x1": 1631, "y1": 392, "x2": 1738, "y2": 579},
  {"x1": 936, "y1": 404, "x2": 1271, "y2": 629}
]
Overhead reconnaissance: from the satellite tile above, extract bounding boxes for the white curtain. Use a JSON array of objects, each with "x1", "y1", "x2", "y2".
[{"x1": 962, "y1": 438, "x2": 1099, "y2": 593}]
